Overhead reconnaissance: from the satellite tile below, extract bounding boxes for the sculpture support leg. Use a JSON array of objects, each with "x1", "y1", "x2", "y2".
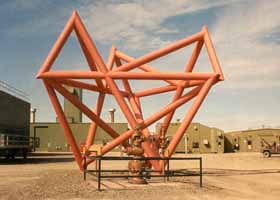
[
  {"x1": 166, "y1": 76, "x2": 218, "y2": 156},
  {"x1": 43, "y1": 80, "x2": 83, "y2": 170},
  {"x1": 86, "y1": 93, "x2": 105, "y2": 148}
]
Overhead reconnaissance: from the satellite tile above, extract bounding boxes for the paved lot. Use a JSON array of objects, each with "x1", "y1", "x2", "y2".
[{"x1": 0, "y1": 152, "x2": 280, "y2": 200}]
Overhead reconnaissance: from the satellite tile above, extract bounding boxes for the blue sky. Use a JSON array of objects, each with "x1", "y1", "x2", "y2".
[{"x1": 0, "y1": 0, "x2": 279, "y2": 131}]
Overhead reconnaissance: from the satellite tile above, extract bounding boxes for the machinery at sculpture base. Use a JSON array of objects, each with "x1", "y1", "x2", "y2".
[{"x1": 37, "y1": 11, "x2": 223, "y2": 184}]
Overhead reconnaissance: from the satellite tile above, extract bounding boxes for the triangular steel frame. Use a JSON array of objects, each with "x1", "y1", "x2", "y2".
[{"x1": 37, "y1": 11, "x2": 224, "y2": 171}]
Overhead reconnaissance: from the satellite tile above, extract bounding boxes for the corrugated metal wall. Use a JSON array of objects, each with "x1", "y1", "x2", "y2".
[
  {"x1": 225, "y1": 129, "x2": 280, "y2": 152},
  {"x1": 156, "y1": 123, "x2": 225, "y2": 153},
  {"x1": 30, "y1": 123, "x2": 128, "y2": 152},
  {"x1": 0, "y1": 90, "x2": 30, "y2": 136}
]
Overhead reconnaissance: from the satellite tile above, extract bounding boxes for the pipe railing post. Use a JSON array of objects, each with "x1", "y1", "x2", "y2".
[
  {"x1": 98, "y1": 158, "x2": 101, "y2": 191},
  {"x1": 200, "y1": 157, "x2": 202, "y2": 188}
]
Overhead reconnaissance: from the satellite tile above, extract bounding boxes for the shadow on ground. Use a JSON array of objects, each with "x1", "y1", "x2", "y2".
[
  {"x1": 174, "y1": 168, "x2": 280, "y2": 177},
  {"x1": 0, "y1": 155, "x2": 74, "y2": 165}
]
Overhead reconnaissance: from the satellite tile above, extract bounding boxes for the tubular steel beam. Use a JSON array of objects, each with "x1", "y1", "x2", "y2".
[
  {"x1": 166, "y1": 75, "x2": 218, "y2": 156},
  {"x1": 55, "y1": 79, "x2": 129, "y2": 97},
  {"x1": 203, "y1": 26, "x2": 224, "y2": 81},
  {"x1": 85, "y1": 93, "x2": 105, "y2": 148},
  {"x1": 116, "y1": 51, "x2": 179, "y2": 86},
  {"x1": 115, "y1": 58, "x2": 161, "y2": 167},
  {"x1": 113, "y1": 31, "x2": 204, "y2": 72},
  {"x1": 43, "y1": 80, "x2": 83, "y2": 170},
  {"x1": 37, "y1": 11, "x2": 223, "y2": 171},
  {"x1": 37, "y1": 12, "x2": 76, "y2": 76},
  {"x1": 48, "y1": 81, "x2": 122, "y2": 140},
  {"x1": 109, "y1": 72, "x2": 215, "y2": 80}
]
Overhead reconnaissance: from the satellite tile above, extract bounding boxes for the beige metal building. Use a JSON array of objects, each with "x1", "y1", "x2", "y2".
[
  {"x1": 32, "y1": 87, "x2": 280, "y2": 155},
  {"x1": 30, "y1": 122, "x2": 127, "y2": 152},
  {"x1": 156, "y1": 122, "x2": 225, "y2": 154},
  {"x1": 30, "y1": 87, "x2": 128, "y2": 152},
  {"x1": 225, "y1": 128, "x2": 280, "y2": 152}
]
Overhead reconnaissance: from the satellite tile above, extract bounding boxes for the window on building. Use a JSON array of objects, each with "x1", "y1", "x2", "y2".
[
  {"x1": 192, "y1": 142, "x2": 199, "y2": 148},
  {"x1": 247, "y1": 140, "x2": 252, "y2": 145}
]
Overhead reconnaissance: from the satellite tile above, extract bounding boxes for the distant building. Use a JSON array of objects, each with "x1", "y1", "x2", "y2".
[
  {"x1": 156, "y1": 122, "x2": 225, "y2": 154},
  {"x1": 225, "y1": 128, "x2": 280, "y2": 152},
  {"x1": 30, "y1": 87, "x2": 128, "y2": 152},
  {"x1": 0, "y1": 81, "x2": 32, "y2": 158},
  {"x1": 30, "y1": 122, "x2": 127, "y2": 152},
  {"x1": 32, "y1": 87, "x2": 280, "y2": 154}
]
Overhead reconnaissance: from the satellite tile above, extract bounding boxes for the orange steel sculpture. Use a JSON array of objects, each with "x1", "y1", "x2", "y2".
[{"x1": 37, "y1": 11, "x2": 224, "y2": 172}]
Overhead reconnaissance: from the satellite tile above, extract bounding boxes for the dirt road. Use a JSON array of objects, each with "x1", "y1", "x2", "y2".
[{"x1": 0, "y1": 152, "x2": 279, "y2": 200}]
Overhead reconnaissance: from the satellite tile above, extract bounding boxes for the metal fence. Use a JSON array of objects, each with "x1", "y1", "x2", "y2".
[
  {"x1": 83, "y1": 156, "x2": 202, "y2": 191},
  {"x1": 0, "y1": 133, "x2": 40, "y2": 149}
]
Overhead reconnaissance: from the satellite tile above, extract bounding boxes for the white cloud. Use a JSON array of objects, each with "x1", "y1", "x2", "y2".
[
  {"x1": 7, "y1": 0, "x2": 278, "y2": 130},
  {"x1": 80, "y1": 0, "x2": 237, "y2": 50},
  {"x1": 212, "y1": 0, "x2": 280, "y2": 89},
  {"x1": 80, "y1": 0, "x2": 280, "y2": 90}
]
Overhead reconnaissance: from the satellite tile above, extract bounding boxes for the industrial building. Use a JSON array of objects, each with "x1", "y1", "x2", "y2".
[
  {"x1": 30, "y1": 122, "x2": 127, "y2": 152},
  {"x1": 156, "y1": 122, "x2": 225, "y2": 154},
  {"x1": 224, "y1": 128, "x2": 280, "y2": 153},
  {"x1": 30, "y1": 86, "x2": 226, "y2": 154},
  {"x1": 29, "y1": 86, "x2": 280, "y2": 155},
  {"x1": 0, "y1": 84, "x2": 30, "y2": 136},
  {"x1": 0, "y1": 80, "x2": 34, "y2": 158},
  {"x1": 30, "y1": 87, "x2": 128, "y2": 152}
]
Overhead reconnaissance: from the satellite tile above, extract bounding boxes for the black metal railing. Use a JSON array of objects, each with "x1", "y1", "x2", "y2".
[
  {"x1": 0, "y1": 134, "x2": 39, "y2": 150},
  {"x1": 83, "y1": 155, "x2": 202, "y2": 191}
]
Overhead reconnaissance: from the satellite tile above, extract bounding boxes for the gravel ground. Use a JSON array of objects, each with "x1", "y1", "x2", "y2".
[{"x1": 0, "y1": 152, "x2": 280, "y2": 200}]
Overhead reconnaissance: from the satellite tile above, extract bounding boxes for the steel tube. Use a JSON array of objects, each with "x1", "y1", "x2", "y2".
[
  {"x1": 56, "y1": 79, "x2": 101, "y2": 92},
  {"x1": 113, "y1": 31, "x2": 204, "y2": 72},
  {"x1": 115, "y1": 51, "x2": 178, "y2": 86},
  {"x1": 102, "y1": 129, "x2": 134, "y2": 154},
  {"x1": 85, "y1": 93, "x2": 105, "y2": 148},
  {"x1": 115, "y1": 58, "x2": 161, "y2": 169},
  {"x1": 74, "y1": 23, "x2": 104, "y2": 88},
  {"x1": 160, "y1": 86, "x2": 184, "y2": 136},
  {"x1": 184, "y1": 40, "x2": 204, "y2": 72},
  {"x1": 135, "y1": 85, "x2": 177, "y2": 97},
  {"x1": 55, "y1": 79, "x2": 129, "y2": 97},
  {"x1": 109, "y1": 72, "x2": 215, "y2": 80},
  {"x1": 160, "y1": 39, "x2": 204, "y2": 136},
  {"x1": 38, "y1": 71, "x2": 105, "y2": 79},
  {"x1": 203, "y1": 26, "x2": 224, "y2": 80},
  {"x1": 105, "y1": 76, "x2": 138, "y2": 128},
  {"x1": 38, "y1": 12, "x2": 223, "y2": 173},
  {"x1": 37, "y1": 11, "x2": 76, "y2": 76},
  {"x1": 74, "y1": 13, "x2": 108, "y2": 73},
  {"x1": 49, "y1": 81, "x2": 122, "y2": 140},
  {"x1": 43, "y1": 80, "x2": 83, "y2": 170},
  {"x1": 166, "y1": 75, "x2": 218, "y2": 156},
  {"x1": 107, "y1": 46, "x2": 116, "y2": 71},
  {"x1": 143, "y1": 85, "x2": 201, "y2": 127}
]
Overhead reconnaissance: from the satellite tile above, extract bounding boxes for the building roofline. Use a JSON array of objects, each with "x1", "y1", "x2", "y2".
[
  {"x1": 226, "y1": 128, "x2": 280, "y2": 134},
  {"x1": 0, "y1": 80, "x2": 30, "y2": 103}
]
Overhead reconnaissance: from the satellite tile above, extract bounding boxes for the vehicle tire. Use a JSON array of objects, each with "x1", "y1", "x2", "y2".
[{"x1": 263, "y1": 151, "x2": 271, "y2": 158}]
